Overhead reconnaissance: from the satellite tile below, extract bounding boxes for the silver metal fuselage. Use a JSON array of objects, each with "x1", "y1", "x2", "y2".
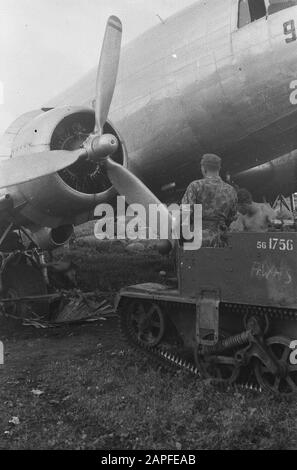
[{"x1": 47, "y1": 0, "x2": 297, "y2": 199}]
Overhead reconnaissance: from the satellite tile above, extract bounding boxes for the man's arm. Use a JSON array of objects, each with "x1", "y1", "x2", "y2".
[
  {"x1": 182, "y1": 182, "x2": 196, "y2": 205},
  {"x1": 226, "y1": 189, "x2": 238, "y2": 227},
  {"x1": 230, "y1": 213, "x2": 245, "y2": 232},
  {"x1": 181, "y1": 181, "x2": 201, "y2": 225},
  {"x1": 264, "y1": 205, "x2": 277, "y2": 225}
]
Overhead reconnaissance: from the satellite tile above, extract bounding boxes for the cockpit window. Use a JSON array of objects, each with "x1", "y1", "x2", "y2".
[
  {"x1": 238, "y1": 0, "x2": 266, "y2": 28},
  {"x1": 238, "y1": 0, "x2": 297, "y2": 28},
  {"x1": 268, "y1": 0, "x2": 297, "y2": 15}
]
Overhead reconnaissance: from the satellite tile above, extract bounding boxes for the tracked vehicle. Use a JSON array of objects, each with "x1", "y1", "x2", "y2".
[{"x1": 117, "y1": 230, "x2": 297, "y2": 396}]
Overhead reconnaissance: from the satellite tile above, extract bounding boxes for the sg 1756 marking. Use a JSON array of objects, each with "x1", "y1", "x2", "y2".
[{"x1": 257, "y1": 238, "x2": 294, "y2": 251}]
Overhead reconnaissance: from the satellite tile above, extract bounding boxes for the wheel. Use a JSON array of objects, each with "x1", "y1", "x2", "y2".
[
  {"x1": 194, "y1": 333, "x2": 240, "y2": 384},
  {"x1": 125, "y1": 300, "x2": 165, "y2": 347},
  {"x1": 3, "y1": 262, "x2": 49, "y2": 318},
  {"x1": 254, "y1": 336, "x2": 297, "y2": 395}
]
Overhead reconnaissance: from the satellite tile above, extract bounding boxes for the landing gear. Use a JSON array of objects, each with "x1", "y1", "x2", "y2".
[
  {"x1": 123, "y1": 300, "x2": 165, "y2": 347},
  {"x1": 3, "y1": 259, "x2": 48, "y2": 318},
  {"x1": 254, "y1": 336, "x2": 297, "y2": 395},
  {"x1": 0, "y1": 225, "x2": 50, "y2": 319}
]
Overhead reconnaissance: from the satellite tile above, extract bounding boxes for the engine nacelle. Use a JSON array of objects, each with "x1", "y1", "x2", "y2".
[
  {"x1": 6, "y1": 106, "x2": 126, "y2": 228},
  {"x1": 234, "y1": 150, "x2": 297, "y2": 201}
]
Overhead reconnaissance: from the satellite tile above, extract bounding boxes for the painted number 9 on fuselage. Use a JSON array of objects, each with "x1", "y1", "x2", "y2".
[{"x1": 284, "y1": 19, "x2": 297, "y2": 43}]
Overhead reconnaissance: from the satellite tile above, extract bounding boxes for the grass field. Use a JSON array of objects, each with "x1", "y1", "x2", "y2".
[{"x1": 1, "y1": 223, "x2": 297, "y2": 449}]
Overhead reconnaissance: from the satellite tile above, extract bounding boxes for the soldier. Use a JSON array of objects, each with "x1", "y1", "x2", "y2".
[
  {"x1": 182, "y1": 153, "x2": 237, "y2": 246},
  {"x1": 231, "y1": 188, "x2": 276, "y2": 232}
]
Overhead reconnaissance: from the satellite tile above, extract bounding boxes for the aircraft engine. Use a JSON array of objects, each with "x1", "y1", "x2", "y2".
[
  {"x1": 6, "y1": 106, "x2": 126, "y2": 228},
  {"x1": 233, "y1": 150, "x2": 297, "y2": 202},
  {"x1": 0, "y1": 16, "x2": 126, "y2": 232}
]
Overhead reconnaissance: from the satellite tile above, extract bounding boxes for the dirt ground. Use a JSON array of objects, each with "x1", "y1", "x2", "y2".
[{"x1": 1, "y1": 228, "x2": 297, "y2": 450}]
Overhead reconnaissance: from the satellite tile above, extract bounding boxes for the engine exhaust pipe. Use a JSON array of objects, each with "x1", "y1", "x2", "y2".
[{"x1": 32, "y1": 225, "x2": 74, "y2": 250}]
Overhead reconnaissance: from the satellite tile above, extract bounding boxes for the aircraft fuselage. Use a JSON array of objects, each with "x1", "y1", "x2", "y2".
[{"x1": 47, "y1": 0, "x2": 297, "y2": 200}]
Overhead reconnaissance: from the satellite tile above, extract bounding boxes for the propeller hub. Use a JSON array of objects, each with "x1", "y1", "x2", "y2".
[{"x1": 84, "y1": 133, "x2": 119, "y2": 163}]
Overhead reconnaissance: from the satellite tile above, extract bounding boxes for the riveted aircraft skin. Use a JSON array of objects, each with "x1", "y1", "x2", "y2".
[{"x1": 45, "y1": 0, "x2": 297, "y2": 200}]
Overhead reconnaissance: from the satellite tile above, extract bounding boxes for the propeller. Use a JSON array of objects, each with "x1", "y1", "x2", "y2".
[
  {"x1": 102, "y1": 158, "x2": 174, "y2": 240},
  {"x1": 95, "y1": 15, "x2": 122, "y2": 134},
  {"x1": 90, "y1": 17, "x2": 174, "y2": 238},
  {"x1": 0, "y1": 150, "x2": 84, "y2": 189},
  {"x1": 0, "y1": 15, "x2": 123, "y2": 189}
]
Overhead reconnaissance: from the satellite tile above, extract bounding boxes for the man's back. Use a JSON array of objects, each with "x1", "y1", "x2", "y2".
[{"x1": 182, "y1": 176, "x2": 237, "y2": 229}]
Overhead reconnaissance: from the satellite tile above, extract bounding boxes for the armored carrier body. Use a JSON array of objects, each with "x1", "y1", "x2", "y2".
[{"x1": 117, "y1": 231, "x2": 297, "y2": 395}]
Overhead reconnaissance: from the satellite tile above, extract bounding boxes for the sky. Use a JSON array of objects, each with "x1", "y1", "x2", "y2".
[{"x1": 0, "y1": 0, "x2": 194, "y2": 139}]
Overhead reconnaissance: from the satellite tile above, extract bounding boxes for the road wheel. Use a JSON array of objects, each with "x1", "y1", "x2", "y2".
[
  {"x1": 125, "y1": 300, "x2": 165, "y2": 347},
  {"x1": 254, "y1": 336, "x2": 297, "y2": 396}
]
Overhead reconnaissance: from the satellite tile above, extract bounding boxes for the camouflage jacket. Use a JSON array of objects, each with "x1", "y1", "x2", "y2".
[{"x1": 181, "y1": 176, "x2": 238, "y2": 230}]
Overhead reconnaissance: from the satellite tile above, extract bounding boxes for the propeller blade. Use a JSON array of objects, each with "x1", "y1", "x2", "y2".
[
  {"x1": 0, "y1": 149, "x2": 84, "y2": 189},
  {"x1": 104, "y1": 158, "x2": 175, "y2": 239},
  {"x1": 95, "y1": 16, "x2": 122, "y2": 133}
]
